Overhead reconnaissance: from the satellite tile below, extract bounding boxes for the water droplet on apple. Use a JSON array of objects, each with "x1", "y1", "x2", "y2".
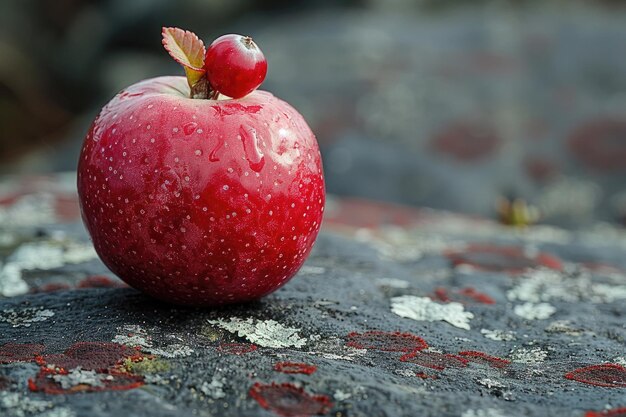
[{"x1": 239, "y1": 125, "x2": 265, "y2": 172}]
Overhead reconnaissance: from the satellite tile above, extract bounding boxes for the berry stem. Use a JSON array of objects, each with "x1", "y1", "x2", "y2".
[{"x1": 242, "y1": 36, "x2": 254, "y2": 48}]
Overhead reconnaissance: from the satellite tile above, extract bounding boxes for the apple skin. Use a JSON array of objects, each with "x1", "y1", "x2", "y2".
[{"x1": 77, "y1": 76, "x2": 325, "y2": 306}]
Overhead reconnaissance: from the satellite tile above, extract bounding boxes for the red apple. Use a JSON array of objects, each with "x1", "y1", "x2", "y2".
[{"x1": 77, "y1": 28, "x2": 325, "y2": 306}]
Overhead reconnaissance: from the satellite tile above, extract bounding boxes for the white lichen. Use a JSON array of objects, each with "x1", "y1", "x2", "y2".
[
  {"x1": 147, "y1": 344, "x2": 194, "y2": 358},
  {"x1": 507, "y1": 268, "x2": 626, "y2": 304},
  {"x1": 0, "y1": 239, "x2": 98, "y2": 297},
  {"x1": 200, "y1": 377, "x2": 226, "y2": 399},
  {"x1": 592, "y1": 283, "x2": 626, "y2": 302},
  {"x1": 208, "y1": 318, "x2": 307, "y2": 348},
  {"x1": 7, "y1": 241, "x2": 96, "y2": 270},
  {"x1": 481, "y1": 329, "x2": 516, "y2": 341},
  {"x1": 514, "y1": 302, "x2": 556, "y2": 320},
  {"x1": 0, "y1": 392, "x2": 52, "y2": 417},
  {"x1": 306, "y1": 336, "x2": 366, "y2": 361},
  {"x1": 0, "y1": 263, "x2": 28, "y2": 297},
  {"x1": 462, "y1": 409, "x2": 507, "y2": 417},
  {"x1": 614, "y1": 356, "x2": 626, "y2": 367},
  {"x1": 375, "y1": 277, "x2": 410, "y2": 289},
  {"x1": 390, "y1": 295, "x2": 474, "y2": 330},
  {"x1": 394, "y1": 369, "x2": 417, "y2": 378},
  {"x1": 476, "y1": 378, "x2": 506, "y2": 389},
  {"x1": 356, "y1": 227, "x2": 458, "y2": 262},
  {"x1": 52, "y1": 369, "x2": 105, "y2": 389},
  {"x1": 544, "y1": 320, "x2": 584, "y2": 336},
  {"x1": 62, "y1": 242, "x2": 99, "y2": 265},
  {"x1": 0, "y1": 307, "x2": 54, "y2": 327},
  {"x1": 0, "y1": 193, "x2": 57, "y2": 228},
  {"x1": 333, "y1": 389, "x2": 353, "y2": 401},
  {"x1": 509, "y1": 347, "x2": 548, "y2": 364},
  {"x1": 299, "y1": 265, "x2": 326, "y2": 275},
  {"x1": 112, "y1": 333, "x2": 148, "y2": 347},
  {"x1": 112, "y1": 325, "x2": 193, "y2": 358}
]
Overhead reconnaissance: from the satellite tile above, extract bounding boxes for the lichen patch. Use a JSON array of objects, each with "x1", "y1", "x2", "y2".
[
  {"x1": 507, "y1": 268, "x2": 626, "y2": 304},
  {"x1": 514, "y1": 302, "x2": 556, "y2": 320},
  {"x1": 0, "y1": 307, "x2": 54, "y2": 327},
  {"x1": 390, "y1": 295, "x2": 474, "y2": 330},
  {"x1": 0, "y1": 239, "x2": 98, "y2": 297},
  {"x1": 112, "y1": 325, "x2": 193, "y2": 358},
  {"x1": 508, "y1": 347, "x2": 548, "y2": 364},
  {"x1": 480, "y1": 329, "x2": 516, "y2": 341},
  {"x1": 208, "y1": 318, "x2": 307, "y2": 348}
]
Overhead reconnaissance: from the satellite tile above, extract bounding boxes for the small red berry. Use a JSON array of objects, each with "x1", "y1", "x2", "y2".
[{"x1": 204, "y1": 34, "x2": 267, "y2": 99}]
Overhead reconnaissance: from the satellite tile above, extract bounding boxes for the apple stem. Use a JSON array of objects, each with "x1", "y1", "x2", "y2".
[
  {"x1": 190, "y1": 76, "x2": 222, "y2": 100},
  {"x1": 190, "y1": 77, "x2": 208, "y2": 99}
]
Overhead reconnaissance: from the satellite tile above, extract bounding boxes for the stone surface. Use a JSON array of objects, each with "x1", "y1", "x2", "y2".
[
  {"x1": 4, "y1": 4, "x2": 626, "y2": 230},
  {"x1": 1, "y1": 174, "x2": 626, "y2": 417}
]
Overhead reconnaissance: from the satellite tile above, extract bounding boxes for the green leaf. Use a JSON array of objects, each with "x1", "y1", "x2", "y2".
[{"x1": 162, "y1": 27, "x2": 206, "y2": 87}]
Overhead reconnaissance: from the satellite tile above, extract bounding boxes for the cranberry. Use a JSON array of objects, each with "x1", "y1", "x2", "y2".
[{"x1": 204, "y1": 34, "x2": 268, "y2": 99}]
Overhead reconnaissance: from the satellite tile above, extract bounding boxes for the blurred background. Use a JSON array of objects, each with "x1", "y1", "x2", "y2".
[{"x1": 1, "y1": 0, "x2": 625, "y2": 229}]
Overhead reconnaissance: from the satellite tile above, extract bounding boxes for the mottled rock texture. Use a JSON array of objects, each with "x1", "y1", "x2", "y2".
[{"x1": 1, "y1": 175, "x2": 626, "y2": 417}]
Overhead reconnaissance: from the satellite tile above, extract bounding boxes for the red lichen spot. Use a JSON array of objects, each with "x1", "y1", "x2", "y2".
[
  {"x1": 431, "y1": 288, "x2": 451, "y2": 303},
  {"x1": 0, "y1": 343, "x2": 45, "y2": 364},
  {"x1": 399, "y1": 351, "x2": 469, "y2": 371},
  {"x1": 446, "y1": 244, "x2": 562, "y2": 274},
  {"x1": 28, "y1": 341, "x2": 145, "y2": 394},
  {"x1": 274, "y1": 362, "x2": 318, "y2": 375},
  {"x1": 585, "y1": 407, "x2": 626, "y2": 417},
  {"x1": 38, "y1": 342, "x2": 141, "y2": 371},
  {"x1": 457, "y1": 351, "x2": 511, "y2": 369},
  {"x1": 346, "y1": 331, "x2": 428, "y2": 353},
  {"x1": 249, "y1": 382, "x2": 333, "y2": 417},
  {"x1": 65, "y1": 341, "x2": 140, "y2": 362},
  {"x1": 0, "y1": 375, "x2": 13, "y2": 390},
  {"x1": 568, "y1": 119, "x2": 626, "y2": 172},
  {"x1": 565, "y1": 364, "x2": 626, "y2": 388},
  {"x1": 217, "y1": 343, "x2": 258, "y2": 355},
  {"x1": 31, "y1": 283, "x2": 72, "y2": 293},
  {"x1": 54, "y1": 195, "x2": 81, "y2": 222},
  {"x1": 457, "y1": 288, "x2": 496, "y2": 304},
  {"x1": 77, "y1": 275, "x2": 125, "y2": 288},
  {"x1": 415, "y1": 372, "x2": 438, "y2": 380},
  {"x1": 431, "y1": 122, "x2": 500, "y2": 162},
  {"x1": 537, "y1": 253, "x2": 565, "y2": 271},
  {"x1": 323, "y1": 198, "x2": 424, "y2": 230},
  {"x1": 463, "y1": 52, "x2": 518, "y2": 74},
  {"x1": 431, "y1": 287, "x2": 496, "y2": 305},
  {"x1": 524, "y1": 156, "x2": 560, "y2": 183},
  {"x1": 28, "y1": 368, "x2": 144, "y2": 394},
  {"x1": 0, "y1": 193, "x2": 21, "y2": 207}
]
